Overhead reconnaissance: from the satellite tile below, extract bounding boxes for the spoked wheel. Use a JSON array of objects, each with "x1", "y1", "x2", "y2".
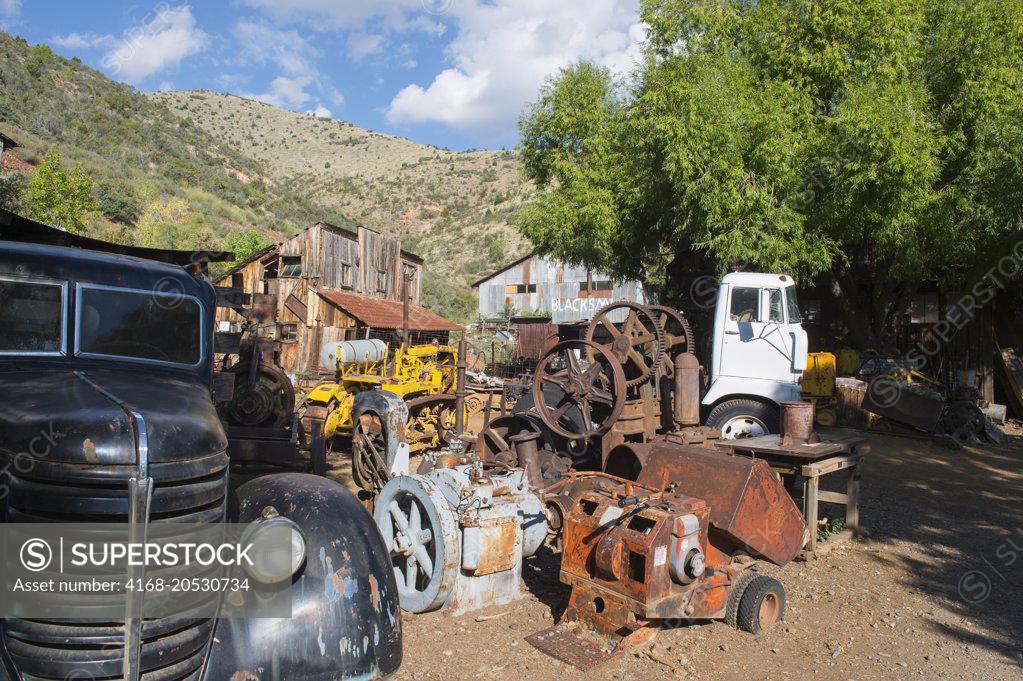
[
  {"x1": 532, "y1": 340, "x2": 626, "y2": 439},
  {"x1": 586, "y1": 302, "x2": 666, "y2": 388},
  {"x1": 373, "y1": 475, "x2": 460, "y2": 613},
  {"x1": 647, "y1": 305, "x2": 695, "y2": 370},
  {"x1": 352, "y1": 412, "x2": 391, "y2": 493}
]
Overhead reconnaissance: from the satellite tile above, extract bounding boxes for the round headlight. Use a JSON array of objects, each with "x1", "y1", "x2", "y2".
[{"x1": 242, "y1": 516, "x2": 307, "y2": 585}]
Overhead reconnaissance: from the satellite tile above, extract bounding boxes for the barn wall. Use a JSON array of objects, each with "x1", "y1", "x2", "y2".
[
  {"x1": 476, "y1": 254, "x2": 645, "y2": 323},
  {"x1": 215, "y1": 222, "x2": 423, "y2": 381}
]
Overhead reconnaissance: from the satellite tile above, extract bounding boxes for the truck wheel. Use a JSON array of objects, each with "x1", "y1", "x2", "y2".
[
  {"x1": 706, "y1": 399, "x2": 778, "y2": 439},
  {"x1": 736, "y1": 576, "x2": 786, "y2": 634}
]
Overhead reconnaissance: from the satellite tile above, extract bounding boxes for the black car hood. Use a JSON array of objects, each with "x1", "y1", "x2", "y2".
[{"x1": 0, "y1": 368, "x2": 226, "y2": 467}]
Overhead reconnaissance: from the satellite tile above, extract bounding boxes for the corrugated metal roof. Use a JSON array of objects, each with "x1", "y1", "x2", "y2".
[{"x1": 317, "y1": 288, "x2": 463, "y2": 332}]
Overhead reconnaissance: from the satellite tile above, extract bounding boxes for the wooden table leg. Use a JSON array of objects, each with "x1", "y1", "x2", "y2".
[
  {"x1": 802, "y1": 474, "x2": 819, "y2": 553},
  {"x1": 846, "y1": 462, "x2": 861, "y2": 531}
]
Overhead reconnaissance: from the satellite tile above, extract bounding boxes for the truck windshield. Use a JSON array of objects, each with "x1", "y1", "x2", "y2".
[
  {"x1": 0, "y1": 278, "x2": 65, "y2": 354},
  {"x1": 784, "y1": 286, "x2": 802, "y2": 323},
  {"x1": 76, "y1": 285, "x2": 202, "y2": 367}
]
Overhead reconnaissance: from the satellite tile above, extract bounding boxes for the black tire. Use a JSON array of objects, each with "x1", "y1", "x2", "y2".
[
  {"x1": 724, "y1": 569, "x2": 760, "y2": 628},
  {"x1": 706, "y1": 398, "x2": 778, "y2": 439},
  {"x1": 736, "y1": 576, "x2": 786, "y2": 634}
]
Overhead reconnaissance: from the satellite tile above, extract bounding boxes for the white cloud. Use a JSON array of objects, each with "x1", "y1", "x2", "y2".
[
  {"x1": 232, "y1": 19, "x2": 317, "y2": 77},
  {"x1": 306, "y1": 105, "x2": 333, "y2": 118},
  {"x1": 231, "y1": 18, "x2": 345, "y2": 114},
  {"x1": 99, "y1": 5, "x2": 208, "y2": 84},
  {"x1": 0, "y1": 0, "x2": 19, "y2": 18},
  {"x1": 386, "y1": 0, "x2": 644, "y2": 135},
  {"x1": 51, "y1": 32, "x2": 112, "y2": 50},
  {"x1": 347, "y1": 33, "x2": 386, "y2": 61},
  {"x1": 242, "y1": 75, "x2": 314, "y2": 109}
]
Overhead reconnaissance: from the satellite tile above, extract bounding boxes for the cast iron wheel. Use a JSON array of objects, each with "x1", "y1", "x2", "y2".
[
  {"x1": 706, "y1": 398, "x2": 778, "y2": 440},
  {"x1": 585, "y1": 302, "x2": 666, "y2": 388},
  {"x1": 736, "y1": 575, "x2": 786, "y2": 634},
  {"x1": 647, "y1": 305, "x2": 695, "y2": 370},
  {"x1": 374, "y1": 475, "x2": 460, "y2": 613},
  {"x1": 352, "y1": 412, "x2": 391, "y2": 493},
  {"x1": 723, "y1": 570, "x2": 760, "y2": 628},
  {"x1": 532, "y1": 340, "x2": 627, "y2": 440},
  {"x1": 223, "y1": 362, "x2": 296, "y2": 428}
]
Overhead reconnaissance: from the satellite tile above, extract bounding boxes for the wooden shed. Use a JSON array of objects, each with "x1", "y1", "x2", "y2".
[{"x1": 214, "y1": 221, "x2": 457, "y2": 382}]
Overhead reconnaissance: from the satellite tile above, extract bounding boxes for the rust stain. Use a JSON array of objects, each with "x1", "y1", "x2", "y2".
[
  {"x1": 369, "y1": 573, "x2": 380, "y2": 612},
  {"x1": 82, "y1": 438, "x2": 99, "y2": 463}
]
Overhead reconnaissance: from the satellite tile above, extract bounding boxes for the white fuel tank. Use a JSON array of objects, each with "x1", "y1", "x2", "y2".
[{"x1": 319, "y1": 338, "x2": 387, "y2": 369}]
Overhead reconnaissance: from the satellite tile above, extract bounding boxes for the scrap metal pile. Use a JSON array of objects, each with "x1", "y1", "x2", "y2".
[{"x1": 353, "y1": 301, "x2": 809, "y2": 669}]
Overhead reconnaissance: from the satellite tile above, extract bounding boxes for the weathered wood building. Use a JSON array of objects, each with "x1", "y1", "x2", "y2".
[
  {"x1": 471, "y1": 253, "x2": 645, "y2": 323},
  {"x1": 215, "y1": 221, "x2": 460, "y2": 380}
]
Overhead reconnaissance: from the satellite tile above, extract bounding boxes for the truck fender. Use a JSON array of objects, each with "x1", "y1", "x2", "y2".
[
  {"x1": 203, "y1": 473, "x2": 402, "y2": 681},
  {"x1": 352, "y1": 389, "x2": 410, "y2": 478},
  {"x1": 701, "y1": 376, "x2": 801, "y2": 409}
]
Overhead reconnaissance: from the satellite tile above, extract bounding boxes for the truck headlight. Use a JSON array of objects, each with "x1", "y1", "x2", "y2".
[{"x1": 241, "y1": 516, "x2": 307, "y2": 584}]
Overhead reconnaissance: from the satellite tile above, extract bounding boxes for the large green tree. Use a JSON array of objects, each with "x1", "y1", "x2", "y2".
[{"x1": 519, "y1": 0, "x2": 1023, "y2": 346}]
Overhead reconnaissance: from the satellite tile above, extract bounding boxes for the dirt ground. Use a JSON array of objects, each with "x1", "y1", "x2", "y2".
[{"x1": 367, "y1": 428, "x2": 1023, "y2": 680}]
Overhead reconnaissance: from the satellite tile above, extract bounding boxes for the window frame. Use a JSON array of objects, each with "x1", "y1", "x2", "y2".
[
  {"x1": 728, "y1": 286, "x2": 761, "y2": 322},
  {"x1": 74, "y1": 282, "x2": 206, "y2": 370},
  {"x1": 0, "y1": 275, "x2": 68, "y2": 357},
  {"x1": 764, "y1": 288, "x2": 785, "y2": 324},
  {"x1": 279, "y1": 255, "x2": 303, "y2": 279}
]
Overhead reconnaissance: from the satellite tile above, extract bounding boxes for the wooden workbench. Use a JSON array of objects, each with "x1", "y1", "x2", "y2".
[{"x1": 716, "y1": 434, "x2": 868, "y2": 555}]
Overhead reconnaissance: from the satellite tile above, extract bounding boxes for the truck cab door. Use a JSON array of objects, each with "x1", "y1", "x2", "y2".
[{"x1": 718, "y1": 286, "x2": 796, "y2": 382}]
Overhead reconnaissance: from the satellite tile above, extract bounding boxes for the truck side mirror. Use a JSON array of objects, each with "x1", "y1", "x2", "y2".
[{"x1": 791, "y1": 331, "x2": 808, "y2": 372}]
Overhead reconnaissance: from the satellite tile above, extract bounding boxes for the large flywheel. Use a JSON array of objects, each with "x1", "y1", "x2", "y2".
[
  {"x1": 531, "y1": 339, "x2": 626, "y2": 440},
  {"x1": 585, "y1": 302, "x2": 666, "y2": 388},
  {"x1": 373, "y1": 475, "x2": 460, "y2": 613}
]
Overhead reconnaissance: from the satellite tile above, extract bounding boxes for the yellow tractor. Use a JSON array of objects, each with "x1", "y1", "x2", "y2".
[{"x1": 303, "y1": 339, "x2": 463, "y2": 489}]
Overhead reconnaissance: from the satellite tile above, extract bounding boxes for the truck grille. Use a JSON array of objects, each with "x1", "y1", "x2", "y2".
[{"x1": 1, "y1": 451, "x2": 228, "y2": 681}]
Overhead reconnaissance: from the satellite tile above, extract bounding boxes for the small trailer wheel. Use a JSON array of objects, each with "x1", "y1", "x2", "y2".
[
  {"x1": 723, "y1": 570, "x2": 759, "y2": 628},
  {"x1": 736, "y1": 576, "x2": 786, "y2": 634}
]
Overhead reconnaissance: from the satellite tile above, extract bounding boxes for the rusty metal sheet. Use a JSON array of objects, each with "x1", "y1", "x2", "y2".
[
  {"x1": 630, "y1": 443, "x2": 806, "y2": 565},
  {"x1": 525, "y1": 625, "x2": 622, "y2": 671},
  {"x1": 861, "y1": 377, "x2": 945, "y2": 432}
]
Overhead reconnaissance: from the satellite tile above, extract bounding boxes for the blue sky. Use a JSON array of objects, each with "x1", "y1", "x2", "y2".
[{"x1": 0, "y1": 0, "x2": 644, "y2": 151}]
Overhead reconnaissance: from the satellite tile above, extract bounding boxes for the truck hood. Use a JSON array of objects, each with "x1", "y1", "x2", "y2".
[{"x1": 0, "y1": 368, "x2": 226, "y2": 466}]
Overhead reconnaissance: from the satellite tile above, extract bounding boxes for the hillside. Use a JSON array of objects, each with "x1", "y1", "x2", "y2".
[
  {"x1": 0, "y1": 32, "x2": 533, "y2": 321},
  {"x1": 149, "y1": 90, "x2": 535, "y2": 318},
  {"x1": 0, "y1": 33, "x2": 359, "y2": 251}
]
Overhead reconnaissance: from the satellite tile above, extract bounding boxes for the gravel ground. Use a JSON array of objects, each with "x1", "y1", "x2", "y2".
[{"x1": 388, "y1": 430, "x2": 1023, "y2": 680}]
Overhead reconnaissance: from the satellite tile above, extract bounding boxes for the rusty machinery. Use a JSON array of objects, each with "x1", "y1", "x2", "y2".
[
  {"x1": 372, "y1": 443, "x2": 548, "y2": 615},
  {"x1": 458, "y1": 301, "x2": 808, "y2": 667},
  {"x1": 302, "y1": 337, "x2": 470, "y2": 492},
  {"x1": 213, "y1": 288, "x2": 305, "y2": 471}
]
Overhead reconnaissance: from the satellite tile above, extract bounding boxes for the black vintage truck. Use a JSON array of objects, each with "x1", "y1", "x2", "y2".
[{"x1": 0, "y1": 210, "x2": 402, "y2": 680}]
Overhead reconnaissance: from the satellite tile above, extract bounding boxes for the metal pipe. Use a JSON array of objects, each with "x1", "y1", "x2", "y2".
[
  {"x1": 401, "y1": 273, "x2": 410, "y2": 350},
  {"x1": 510, "y1": 431, "x2": 542, "y2": 486},
  {"x1": 673, "y1": 352, "x2": 701, "y2": 427},
  {"x1": 455, "y1": 337, "x2": 467, "y2": 434}
]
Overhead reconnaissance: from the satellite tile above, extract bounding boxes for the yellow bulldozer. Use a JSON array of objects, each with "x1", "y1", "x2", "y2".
[{"x1": 302, "y1": 338, "x2": 465, "y2": 489}]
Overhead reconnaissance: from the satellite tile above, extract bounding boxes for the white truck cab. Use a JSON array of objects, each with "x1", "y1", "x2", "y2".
[{"x1": 703, "y1": 272, "x2": 808, "y2": 438}]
